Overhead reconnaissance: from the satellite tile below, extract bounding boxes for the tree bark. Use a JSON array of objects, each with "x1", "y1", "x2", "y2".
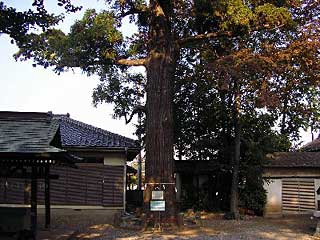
[
  {"x1": 230, "y1": 78, "x2": 241, "y2": 219},
  {"x1": 143, "y1": 0, "x2": 177, "y2": 225},
  {"x1": 137, "y1": 112, "x2": 143, "y2": 191}
]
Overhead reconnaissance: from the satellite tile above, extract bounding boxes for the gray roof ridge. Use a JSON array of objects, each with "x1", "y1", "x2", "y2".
[
  {"x1": 56, "y1": 114, "x2": 138, "y2": 146},
  {"x1": 0, "y1": 111, "x2": 52, "y2": 122},
  {"x1": 300, "y1": 137, "x2": 320, "y2": 151}
]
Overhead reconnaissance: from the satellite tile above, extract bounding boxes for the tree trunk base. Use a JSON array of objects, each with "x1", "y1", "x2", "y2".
[
  {"x1": 142, "y1": 214, "x2": 180, "y2": 232},
  {"x1": 224, "y1": 212, "x2": 240, "y2": 220}
]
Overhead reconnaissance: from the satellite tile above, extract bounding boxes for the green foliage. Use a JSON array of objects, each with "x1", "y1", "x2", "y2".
[
  {"x1": 239, "y1": 174, "x2": 266, "y2": 214},
  {"x1": 172, "y1": 0, "x2": 318, "y2": 212},
  {"x1": 15, "y1": 9, "x2": 124, "y2": 74},
  {"x1": 254, "y1": 4, "x2": 294, "y2": 28},
  {"x1": 0, "y1": 1, "x2": 81, "y2": 43},
  {"x1": 92, "y1": 72, "x2": 145, "y2": 120},
  {"x1": 3, "y1": 1, "x2": 318, "y2": 134},
  {"x1": 219, "y1": 0, "x2": 254, "y2": 31},
  {"x1": 6, "y1": 1, "x2": 318, "y2": 139},
  {"x1": 238, "y1": 113, "x2": 290, "y2": 213}
]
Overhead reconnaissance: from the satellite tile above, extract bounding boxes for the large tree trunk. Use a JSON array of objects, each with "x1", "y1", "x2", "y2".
[
  {"x1": 144, "y1": 0, "x2": 177, "y2": 225},
  {"x1": 137, "y1": 112, "x2": 143, "y2": 191},
  {"x1": 230, "y1": 78, "x2": 241, "y2": 219}
]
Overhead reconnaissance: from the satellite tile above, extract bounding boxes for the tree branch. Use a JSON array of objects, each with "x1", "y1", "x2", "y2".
[
  {"x1": 116, "y1": 58, "x2": 146, "y2": 66},
  {"x1": 177, "y1": 24, "x2": 286, "y2": 48},
  {"x1": 125, "y1": 105, "x2": 146, "y2": 124},
  {"x1": 177, "y1": 31, "x2": 233, "y2": 47},
  {"x1": 118, "y1": 6, "x2": 148, "y2": 18},
  {"x1": 117, "y1": 1, "x2": 148, "y2": 19}
]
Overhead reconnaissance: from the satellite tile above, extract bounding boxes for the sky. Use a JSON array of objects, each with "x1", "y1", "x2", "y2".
[
  {"x1": 0, "y1": 1, "x2": 138, "y2": 139},
  {"x1": 0, "y1": 1, "x2": 315, "y2": 145}
]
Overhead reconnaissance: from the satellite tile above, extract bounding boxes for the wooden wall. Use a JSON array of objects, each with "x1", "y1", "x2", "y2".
[{"x1": 0, "y1": 164, "x2": 124, "y2": 208}]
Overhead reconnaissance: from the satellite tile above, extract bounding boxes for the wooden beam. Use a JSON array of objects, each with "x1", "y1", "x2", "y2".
[
  {"x1": 30, "y1": 166, "x2": 38, "y2": 237},
  {"x1": 0, "y1": 173, "x2": 59, "y2": 179},
  {"x1": 45, "y1": 166, "x2": 50, "y2": 229}
]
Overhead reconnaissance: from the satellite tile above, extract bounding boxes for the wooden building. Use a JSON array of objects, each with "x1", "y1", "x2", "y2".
[
  {"x1": 0, "y1": 111, "x2": 79, "y2": 236},
  {"x1": 175, "y1": 148, "x2": 320, "y2": 217},
  {"x1": 0, "y1": 112, "x2": 140, "y2": 214},
  {"x1": 264, "y1": 152, "x2": 320, "y2": 217}
]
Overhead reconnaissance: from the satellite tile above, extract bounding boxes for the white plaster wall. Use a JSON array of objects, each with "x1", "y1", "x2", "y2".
[
  {"x1": 264, "y1": 179, "x2": 282, "y2": 217},
  {"x1": 103, "y1": 153, "x2": 126, "y2": 166},
  {"x1": 315, "y1": 179, "x2": 320, "y2": 211}
]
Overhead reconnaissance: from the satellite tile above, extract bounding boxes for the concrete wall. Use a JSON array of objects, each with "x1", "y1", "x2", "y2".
[{"x1": 264, "y1": 179, "x2": 282, "y2": 217}]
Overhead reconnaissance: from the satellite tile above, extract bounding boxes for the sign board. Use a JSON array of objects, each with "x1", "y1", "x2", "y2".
[
  {"x1": 152, "y1": 190, "x2": 164, "y2": 200},
  {"x1": 150, "y1": 200, "x2": 165, "y2": 211}
]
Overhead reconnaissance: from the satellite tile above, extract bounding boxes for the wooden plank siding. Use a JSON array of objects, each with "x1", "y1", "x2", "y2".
[
  {"x1": 0, "y1": 179, "x2": 26, "y2": 204},
  {"x1": 0, "y1": 179, "x2": 5, "y2": 203},
  {"x1": 282, "y1": 179, "x2": 315, "y2": 213},
  {"x1": 0, "y1": 164, "x2": 124, "y2": 207}
]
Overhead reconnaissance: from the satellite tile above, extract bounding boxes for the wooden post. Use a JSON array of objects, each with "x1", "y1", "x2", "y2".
[
  {"x1": 208, "y1": 174, "x2": 213, "y2": 210},
  {"x1": 4, "y1": 178, "x2": 7, "y2": 203},
  {"x1": 45, "y1": 165, "x2": 50, "y2": 229},
  {"x1": 196, "y1": 175, "x2": 200, "y2": 209},
  {"x1": 31, "y1": 166, "x2": 38, "y2": 237}
]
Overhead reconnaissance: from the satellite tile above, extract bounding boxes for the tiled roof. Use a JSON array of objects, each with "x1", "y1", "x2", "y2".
[
  {"x1": 0, "y1": 111, "x2": 139, "y2": 163},
  {"x1": 56, "y1": 115, "x2": 139, "y2": 150},
  {"x1": 0, "y1": 111, "x2": 63, "y2": 153},
  {"x1": 265, "y1": 152, "x2": 320, "y2": 167},
  {"x1": 301, "y1": 136, "x2": 320, "y2": 152}
]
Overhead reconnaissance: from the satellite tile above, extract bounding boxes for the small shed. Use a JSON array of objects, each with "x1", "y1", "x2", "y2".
[{"x1": 263, "y1": 152, "x2": 320, "y2": 217}]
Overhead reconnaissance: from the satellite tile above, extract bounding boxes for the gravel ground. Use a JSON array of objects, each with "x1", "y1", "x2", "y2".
[{"x1": 38, "y1": 212, "x2": 319, "y2": 240}]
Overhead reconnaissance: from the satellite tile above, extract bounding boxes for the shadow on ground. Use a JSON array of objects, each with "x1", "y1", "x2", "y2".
[{"x1": 37, "y1": 213, "x2": 318, "y2": 240}]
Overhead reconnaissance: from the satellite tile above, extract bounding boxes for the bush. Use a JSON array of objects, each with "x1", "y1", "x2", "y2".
[{"x1": 239, "y1": 168, "x2": 266, "y2": 215}]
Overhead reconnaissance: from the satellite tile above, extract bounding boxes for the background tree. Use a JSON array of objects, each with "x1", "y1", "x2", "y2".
[{"x1": 173, "y1": 0, "x2": 319, "y2": 217}]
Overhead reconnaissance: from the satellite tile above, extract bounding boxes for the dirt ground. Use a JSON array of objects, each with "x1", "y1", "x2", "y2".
[{"x1": 36, "y1": 212, "x2": 320, "y2": 240}]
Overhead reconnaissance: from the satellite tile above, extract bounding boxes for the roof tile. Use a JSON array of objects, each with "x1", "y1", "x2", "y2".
[
  {"x1": 301, "y1": 137, "x2": 320, "y2": 152},
  {"x1": 55, "y1": 115, "x2": 139, "y2": 149},
  {"x1": 0, "y1": 111, "x2": 62, "y2": 153},
  {"x1": 266, "y1": 152, "x2": 320, "y2": 167}
]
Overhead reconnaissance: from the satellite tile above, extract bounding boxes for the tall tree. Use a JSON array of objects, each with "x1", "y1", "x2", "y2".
[{"x1": 3, "y1": 0, "x2": 318, "y2": 222}]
